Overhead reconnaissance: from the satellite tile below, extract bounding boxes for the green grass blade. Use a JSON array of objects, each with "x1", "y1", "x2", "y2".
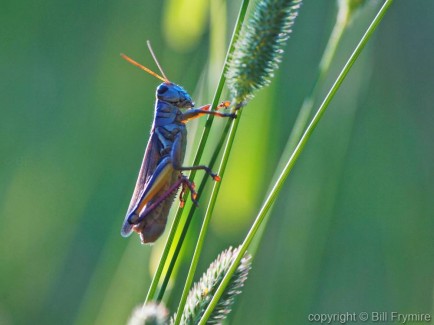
[
  {"x1": 144, "y1": 0, "x2": 251, "y2": 305},
  {"x1": 197, "y1": 1, "x2": 394, "y2": 323}
]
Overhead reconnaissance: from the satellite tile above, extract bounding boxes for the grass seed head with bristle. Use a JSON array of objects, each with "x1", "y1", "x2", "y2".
[
  {"x1": 128, "y1": 302, "x2": 168, "y2": 325},
  {"x1": 170, "y1": 246, "x2": 252, "y2": 325},
  {"x1": 226, "y1": 0, "x2": 303, "y2": 108}
]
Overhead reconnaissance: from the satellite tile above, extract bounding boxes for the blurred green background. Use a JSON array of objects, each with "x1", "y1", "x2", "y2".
[{"x1": 1, "y1": 1, "x2": 433, "y2": 324}]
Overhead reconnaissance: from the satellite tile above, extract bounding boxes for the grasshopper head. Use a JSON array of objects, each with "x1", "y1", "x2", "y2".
[{"x1": 156, "y1": 82, "x2": 194, "y2": 109}]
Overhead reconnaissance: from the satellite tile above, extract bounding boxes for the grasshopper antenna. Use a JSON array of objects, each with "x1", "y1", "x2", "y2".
[
  {"x1": 120, "y1": 53, "x2": 168, "y2": 83},
  {"x1": 147, "y1": 40, "x2": 170, "y2": 83}
]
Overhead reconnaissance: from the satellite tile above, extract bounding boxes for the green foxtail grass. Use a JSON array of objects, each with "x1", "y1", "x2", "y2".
[
  {"x1": 226, "y1": 0, "x2": 302, "y2": 107},
  {"x1": 170, "y1": 247, "x2": 251, "y2": 325},
  {"x1": 130, "y1": 247, "x2": 251, "y2": 325}
]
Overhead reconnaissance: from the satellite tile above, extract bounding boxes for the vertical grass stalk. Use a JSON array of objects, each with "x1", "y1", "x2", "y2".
[
  {"x1": 144, "y1": 0, "x2": 251, "y2": 305},
  {"x1": 173, "y1": 110, "x2": 243, "y2": 325}
]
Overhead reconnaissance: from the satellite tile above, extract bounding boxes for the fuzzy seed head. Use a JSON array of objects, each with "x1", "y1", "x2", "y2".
[
  {"x1": 170, "y1": 246, "x2": 252, "y2": 325},
  {"x1": 128, "y1": 302, "x2": 168, "y2": 325},
  {"x1": 226, "y1": 0, "x2": 303, "y2": 107}
]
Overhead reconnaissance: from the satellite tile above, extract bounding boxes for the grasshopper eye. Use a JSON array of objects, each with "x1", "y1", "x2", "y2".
[{"x1": 158, "y1": 85, "x2": 169, "y2": 94}]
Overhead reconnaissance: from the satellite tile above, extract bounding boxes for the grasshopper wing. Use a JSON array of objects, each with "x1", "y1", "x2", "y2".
[{"x1": 121, "y1": 132, "x2": 161, "y2": 237}]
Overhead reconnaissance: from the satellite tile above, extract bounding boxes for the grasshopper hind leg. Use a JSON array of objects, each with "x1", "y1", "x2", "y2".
[
  {"x1": 123, "y1": 172, "x2": 199, "y2": 243},
  {"x1": 121, "y1": 221, "x2": 134, "y2": 237},
  {"x1": 137, "y1": 174, "x2": 198, "y2": 243}
]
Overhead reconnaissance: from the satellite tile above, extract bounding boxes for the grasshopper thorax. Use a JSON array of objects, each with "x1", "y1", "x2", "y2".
[{"x1": 156, "y1": 82, "x2": 194, "y2": 109}]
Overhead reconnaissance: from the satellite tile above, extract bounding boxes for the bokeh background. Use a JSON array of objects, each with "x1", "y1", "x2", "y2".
[{"x1": 1, "y1": 1, "x2": 433, "y2": 324}]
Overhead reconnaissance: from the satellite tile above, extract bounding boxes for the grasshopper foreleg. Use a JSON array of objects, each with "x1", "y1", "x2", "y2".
[{"x1": 181, "y1": 101, "x2": 236, "y2": 122}]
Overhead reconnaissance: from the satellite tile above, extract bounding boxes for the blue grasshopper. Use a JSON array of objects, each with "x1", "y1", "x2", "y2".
[{"x1": 120, "y1": 46, "x2": 234, "y2": 243}]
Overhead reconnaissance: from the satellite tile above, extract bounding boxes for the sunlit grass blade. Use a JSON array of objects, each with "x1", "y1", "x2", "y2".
[
  {"x1": 144, "y1": 0, "x2": 252, "y2": 305},
  {"x1": 197, "y1": 1, "x2": 393, "y2": 323}
]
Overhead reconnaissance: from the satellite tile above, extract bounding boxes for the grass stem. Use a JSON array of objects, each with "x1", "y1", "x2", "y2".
[{"x1": 197, "y1": 1, "x2": 393, "y2": 323}]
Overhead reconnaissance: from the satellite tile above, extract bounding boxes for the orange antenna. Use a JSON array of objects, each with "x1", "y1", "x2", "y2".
[
  {"x1": 120, "y1": 53, "x2": 168, "y2": 83},
  {"x1": 147, "y1": 40, "x2": 169, "y2": 82}
]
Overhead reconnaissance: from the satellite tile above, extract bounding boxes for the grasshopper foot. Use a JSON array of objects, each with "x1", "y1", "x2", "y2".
[
  {"x1": 187, "y1": 182, "x2": 198, "y2": 206},
  {"x1": 179, "y1": 198, "x2": 185, "y2": 208},
  {"x1": 216, "y1": 101, "x2": 231, "y2": 110},
  {"x1": 179, "y1": 174, "x2": 199, "y2": 206},
  {"x1": 190, "y1": 196, "x2": 199, "y2": 207},
  {"x1": 212, "y1": 174, "x2": 221, "y2": 182}
]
